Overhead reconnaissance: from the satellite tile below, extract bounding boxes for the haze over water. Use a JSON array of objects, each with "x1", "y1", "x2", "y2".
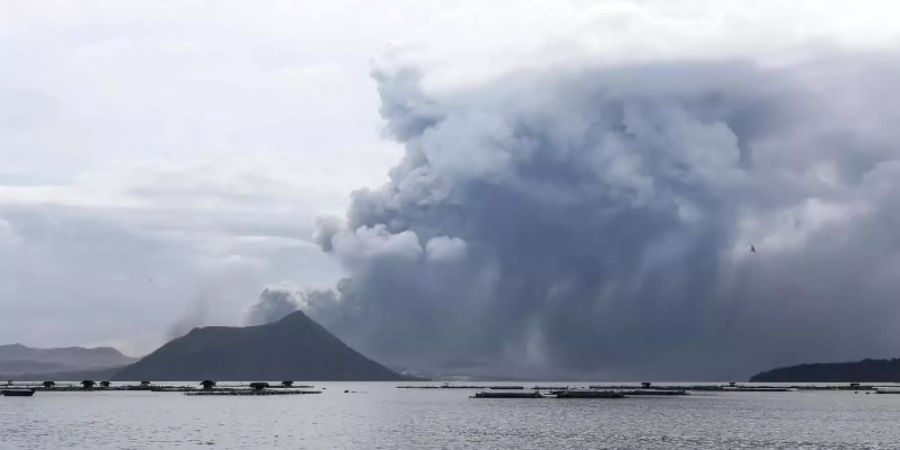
[{"x1": 3, "y1": 382, "x2": 900, "y2": 449}]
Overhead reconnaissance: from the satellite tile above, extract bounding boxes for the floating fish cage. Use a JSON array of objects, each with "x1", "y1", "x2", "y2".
[
  {"x1": 616, "y1": 389, "x2": 688, "y2": 396},
  {"x1": 472, "y1": 390, "x2": 543, "y2": 399},
  {"x1": 553, "y1": 390, "x2": 625, "y2": 399},
  {"x1": 186, "y1": 389, "x2": 322, "y2": 396},
  {"x1": 397, "y1": 385, "x2": 488, "y2": 389},
  {"x1": 1, "y1": 389, "x2": 35, "y2": 397}
]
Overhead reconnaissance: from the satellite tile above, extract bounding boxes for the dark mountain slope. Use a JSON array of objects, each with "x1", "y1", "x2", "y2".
[
  {"x1": 113, "y1": 310, "x2": 408, "y2": 381},
  {"x1": 0, "y1": 343, "x2": 137, "y2": 376},
  {"x1": 750, "y1": 358, "x2": 900, "y2": 382}
]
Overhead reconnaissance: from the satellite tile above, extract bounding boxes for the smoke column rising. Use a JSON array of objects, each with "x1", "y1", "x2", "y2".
[
  {"x1": 244, "y1": 288, "x2": 299, "y2": 326},
  {"x1": 307, "y1": 54, "x2": 900, "y2": 380}
]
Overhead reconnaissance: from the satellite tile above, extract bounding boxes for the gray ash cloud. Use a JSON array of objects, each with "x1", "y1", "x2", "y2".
[
  {"x1": 306, "y1": 55, "x2": 900, "y2": 380},
  {"x1": 244, "y1": 288, "x2": 298, "y2": 326}
]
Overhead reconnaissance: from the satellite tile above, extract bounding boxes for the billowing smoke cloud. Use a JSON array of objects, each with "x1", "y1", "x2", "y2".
[
  {"x1": 307, "y1": 54, "x2": 900, "y2": 380},
  {"x1": 244, "y1": 288, "x2": 299, "y2": 325},
  {"x1": 167, "y1": 295, "x2": 210, "y2": 340}
]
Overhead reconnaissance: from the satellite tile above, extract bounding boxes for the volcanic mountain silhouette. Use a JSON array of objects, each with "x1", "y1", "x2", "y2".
[{"x1": 114, "y1": 310, "x2": 409, "y2": 381}]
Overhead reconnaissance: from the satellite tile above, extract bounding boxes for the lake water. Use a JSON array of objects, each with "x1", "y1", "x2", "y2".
[{"x1": 2, "y1": 382, "x2": 900, "y2": 449}]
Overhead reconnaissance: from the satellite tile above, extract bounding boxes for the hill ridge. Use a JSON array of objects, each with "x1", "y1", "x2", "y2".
[
  {"x1": 750, "y1": 357, "x2": 900, "y2": 382},
  {"x1": 113, "y1": 310, "x2": 410, "y2": 381}
]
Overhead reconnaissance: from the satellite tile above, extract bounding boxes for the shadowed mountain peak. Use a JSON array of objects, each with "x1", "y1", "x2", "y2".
[{"x1": 113, "y1": 310, "x2": 408, "y2": 381}]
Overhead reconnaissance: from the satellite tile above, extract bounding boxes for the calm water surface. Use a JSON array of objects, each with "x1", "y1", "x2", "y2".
[{"x1": 2, "y1": 382, "x2": 900, "y2": 449}]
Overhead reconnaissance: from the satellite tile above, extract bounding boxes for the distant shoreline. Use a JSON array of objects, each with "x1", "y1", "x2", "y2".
[{"x1": 750, "y1": 358, "x2": 900, "y2": 382}]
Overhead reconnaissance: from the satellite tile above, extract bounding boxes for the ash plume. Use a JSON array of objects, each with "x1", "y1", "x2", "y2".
[
  {"x1": 167, "y1": 296, "x2": 210, "y2": 340},
  {"x1": 244, "y1": 288, "x2": 299, "y2": 325},
  {"x1": 307, "y1": 54, "x2": 900, "y2": 380}
]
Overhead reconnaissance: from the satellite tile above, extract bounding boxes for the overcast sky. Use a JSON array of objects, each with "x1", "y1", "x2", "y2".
[{"x1": 2, "y1": 1, "x2": 900, "y2": 378}]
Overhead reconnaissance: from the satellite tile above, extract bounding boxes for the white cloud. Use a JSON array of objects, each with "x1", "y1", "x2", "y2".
[
  {"x1": 331, "y1": 225, "x2": 422, "y2": 270},
  {"x1": 425, "y1": 236, "x2": 468, "y2": 262}
]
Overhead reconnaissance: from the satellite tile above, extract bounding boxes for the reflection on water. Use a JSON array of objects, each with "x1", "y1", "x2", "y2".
[{"x1": 2, "y1": 382, "x2": 899, "y2": 449}]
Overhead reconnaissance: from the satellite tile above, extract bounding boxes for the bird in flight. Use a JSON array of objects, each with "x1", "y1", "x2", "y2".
[{"x1": 750, "y1": 244, "x2": 756, "y2": 253}]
